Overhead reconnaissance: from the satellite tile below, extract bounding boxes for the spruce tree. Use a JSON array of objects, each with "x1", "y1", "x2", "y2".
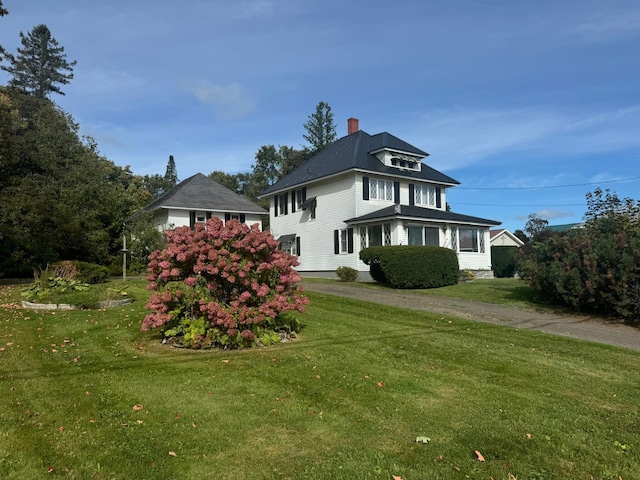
[
  {"x1": 164, "y1": 155, "x2": 178, "y2": 188},
  {"x1": 0, "y1": 1, "x2": 8, "y2": 62},
  {"x1": 303, "y1": 101, "x2": 337, "y2": 154},
  {"x1": 1, "y1": 24, "x2": 77, "y2": 97}
]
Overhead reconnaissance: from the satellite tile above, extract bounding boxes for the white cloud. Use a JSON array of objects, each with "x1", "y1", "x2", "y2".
[
  {"x1": 232, "y1": 0, "x2": 275, "y2": 19},
  {"x1": 403, "y1": 104, "x2": 640, "y2": 171},
  {"x1": 561, "y1": 10, "x2": 640, "y2": 43},
  {"x1": 188, "y1": 80, "x2": 256, "y2": 121},
  {"x1": 515, "y1": 209, "x2": 575, "y2": 221},
  {"x1": 75, "y1": 66, "x2": 146, "y2": 94}
]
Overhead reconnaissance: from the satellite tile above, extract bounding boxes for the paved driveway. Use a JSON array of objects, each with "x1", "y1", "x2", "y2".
[{"x1": 302, "y1": 281, "x2": 640, "y2": 352}]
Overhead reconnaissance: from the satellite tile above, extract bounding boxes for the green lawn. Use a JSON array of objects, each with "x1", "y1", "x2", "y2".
[
  {"x1": 313, "y1": 277, "x2": 555, "y2": 311},
  {"x1": 0, "y1": 280, "x2": 638, "y2": 479}
]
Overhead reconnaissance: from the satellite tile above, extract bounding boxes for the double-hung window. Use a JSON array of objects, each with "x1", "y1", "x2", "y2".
[
  {"x1": 414, "y1": 186, "x2": 436, "y2": 206},
  {"x1": 369, "y1": 178, "x2": 393, "y2": 201},
  {"x1": 335, "y1": 228, "x2": 354, "y2": 254}
]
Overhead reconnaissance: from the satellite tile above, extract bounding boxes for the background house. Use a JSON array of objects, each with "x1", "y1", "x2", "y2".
[
  {"x1": 139, "y1": 173, "x2": 267, "y2": 230},
  {"x1": 261, "y1": 118, "x2": 501, "y2": 278},
  {"x1": 545, "y1": 222, "x2": 585, "y2": 233},
  {"x1": 490, "y1": 229, "x2": 525, "y2": 248}
]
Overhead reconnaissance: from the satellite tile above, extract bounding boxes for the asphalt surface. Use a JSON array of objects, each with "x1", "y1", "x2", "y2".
[{"x1": 302, "y1": 281, "x2": 640, "y2": 352}]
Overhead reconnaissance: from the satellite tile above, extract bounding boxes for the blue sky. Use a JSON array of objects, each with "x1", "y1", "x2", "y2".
[{"x1": 1, "y1": 0, "x2": 639, "y2": 232}]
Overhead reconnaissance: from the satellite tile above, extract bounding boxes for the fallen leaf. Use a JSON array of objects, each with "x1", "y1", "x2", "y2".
[
  {"x1": 415, "y1": 436, "x2": 431, "y2": 444},
  {"x1": 526, "y1": 433, "x2": 532, "y2": 439},
  {"x1": 47, "y1": 467, "x2": 54, "y2": 473},
  {"x1": 377, "y1": 381, "x2": 384, "y2": 388},
  {"x1": 475, "y1": 450, "x2": 485, "y2": 462},
  {"x1": 133, "y1": 404, "x2": 143, "y2": 411},
  {"x1": 168, "y1": 451, "x2": 177, "y2": 457},
  {"x1": 222, "y1": 359, "x2": 229, "y2": 363},
  {"x1": 392, "y1": 476, "x2": 403, "y2": 480}
]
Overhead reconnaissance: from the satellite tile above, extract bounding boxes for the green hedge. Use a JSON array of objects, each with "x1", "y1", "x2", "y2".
[
  {"x1": 360, "y1": 246, "x2": 459, "y2": 289},
  {"x1": 73, "y1": 261, "x2": 109, "y2": 284},
  {"x1": 491, "y1": 246, "x2": 519, "y2": 278}
]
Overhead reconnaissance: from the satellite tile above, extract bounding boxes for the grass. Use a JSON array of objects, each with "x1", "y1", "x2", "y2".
[
  {"x1": 0, "y1": 280, "x2": 639, "y2": 479},
  {"x1": 310, "y1": 277, "x2": 554, "y2": 311}
]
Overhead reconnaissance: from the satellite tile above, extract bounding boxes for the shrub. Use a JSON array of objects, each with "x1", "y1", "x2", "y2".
[
  {"x1": 460, "y1": 269, "x2": 475, "y2": 282},
  {"x1": 22, "y1": 264, "x2": 89, "y2": 302},
  {"x1": 517, "y1": 189, "x2": 640, "y2": 320},
  {"x1": 360, "y1": 246, "x2": 459, "y2": 289},
  {"x1": 143, "y1": 218, "x2": 308, "y2": 348},
  {"x1": 73, "y1": 261, "x2": 109, "y2": 284},
  {"x1": 491, "y1": 246, "x2": 519, "y2": 278},
  {"x1": 336, "y1": 266, "x2": 358, "y2": 282}
]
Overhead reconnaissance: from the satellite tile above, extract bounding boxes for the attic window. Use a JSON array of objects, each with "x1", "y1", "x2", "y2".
[{"x1": 390, "y1": 154, "x2": 419, "y2": 171}]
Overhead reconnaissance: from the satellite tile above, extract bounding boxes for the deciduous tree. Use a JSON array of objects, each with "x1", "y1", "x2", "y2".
[{"x1": 524, "y1": 213, "x2": 548, "y2": 241}]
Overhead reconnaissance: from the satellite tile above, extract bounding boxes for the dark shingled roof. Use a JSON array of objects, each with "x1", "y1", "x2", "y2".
[
  {"x1": 345, "y1": 204, "x2": 501, "y2": 226},
  {"x1": 260, "y1": 130, "x2": 460, "y2": 196},
  {"x1": 141, "y1": 173, "x2": 267, "y2": 214}
]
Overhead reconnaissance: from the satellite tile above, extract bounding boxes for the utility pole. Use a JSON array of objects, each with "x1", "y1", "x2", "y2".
[{"x1": 122, "y1": 226, "x2": 128, "y2": 281}]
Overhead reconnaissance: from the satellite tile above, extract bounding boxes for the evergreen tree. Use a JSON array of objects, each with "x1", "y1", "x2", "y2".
[
  {"x1": 164, "y1": 154, "x2": 178, "y2": 188},
  {"x1": 303, "y1": 101, "x2": 337, "y2": 154},
  {"x1": 1, "y1": 24, "x2": 77, "y2": 97},
  {"x1": 0, "y1": 1, "x2": 8, "y2": 62}
]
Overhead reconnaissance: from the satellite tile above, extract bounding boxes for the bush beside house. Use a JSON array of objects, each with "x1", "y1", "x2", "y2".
[
  {"x1": 491, "y1": 246, "x2": 519, "y2": 278},
  {"x1": 360, "y1": 246, "x2": 459, "y2": 289}
]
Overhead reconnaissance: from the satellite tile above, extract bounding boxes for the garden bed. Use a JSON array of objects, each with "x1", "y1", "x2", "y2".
[{"x1": 21, "y1": 298, "x2": 134, "y2": 310}]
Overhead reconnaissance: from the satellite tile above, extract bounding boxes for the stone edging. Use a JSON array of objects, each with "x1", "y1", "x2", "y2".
[{"x1": 21, "y1": 298, "x2": 134, "y2": 310}]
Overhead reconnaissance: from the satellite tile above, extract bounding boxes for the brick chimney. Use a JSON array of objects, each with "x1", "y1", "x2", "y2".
[{"x1": 347, "y1": 117, "x2": 359, "y2": 135}]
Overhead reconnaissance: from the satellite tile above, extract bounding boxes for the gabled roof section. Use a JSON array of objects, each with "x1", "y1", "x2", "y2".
[
  {"x1": 260, "y1": 130, "x2": 459, "y2": 196},
  {"x1": 345, "y1": 205, "x2": 501, "y2": 226},
  {"x1": 141, "y1": 173, "x2": 267, "y2": 214},
  {"x1": 490, "y1": 229, "x2": 525, "y2": 247}
]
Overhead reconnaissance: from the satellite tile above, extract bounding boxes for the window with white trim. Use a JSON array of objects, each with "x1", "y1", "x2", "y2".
[
  {"x1": 369, "y1": 178, "x2": 393, "y2": 201},
  {"x1": 407, "y1": 226, "x2": 440, "y2": 246},
  {"x1": 414, "y1": 185, "x2": 436, "y2": 206},
  {"x1": 360, "y1": 223, "x2": 391, "y2": 248},
  {"x1": 340, "y1": 229, "x2": 348, "y2": 253},
  {"x1": 457, "y1": 227, "x2": 485, "y2": 253},
  {"x1": 281, "y1": 239, "x2": 297, "y2": 256}
]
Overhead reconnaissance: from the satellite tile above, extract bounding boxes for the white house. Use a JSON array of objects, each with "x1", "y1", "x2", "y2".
[
  {"x1": 260, "y1": 118, "x2": 501, "y2": 277},
  {"x1": 139, "y1": 173, "x2": 267, "y2": 230},
  {"x1": 489, "y1": 229, "x2": 525, "y2": 247}
]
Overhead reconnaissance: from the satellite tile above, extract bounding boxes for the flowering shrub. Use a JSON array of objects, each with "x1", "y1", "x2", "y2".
[{"x1": 143, "y1": 218, "x2": 308, "y2": 348}]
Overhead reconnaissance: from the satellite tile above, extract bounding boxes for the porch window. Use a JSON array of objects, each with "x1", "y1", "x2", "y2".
[
  {"x1": 360, "y1": 223, "x2": 391, "y2": 248},
  {"x1": 459, "y1": 227, "x2": 480, "y2": 252},
  {"x1": 407, "y1": 226, "x2": 440, "y2": 246}
]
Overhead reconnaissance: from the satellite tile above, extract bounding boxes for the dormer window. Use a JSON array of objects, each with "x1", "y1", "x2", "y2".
[{"x1": 374, "y1": 150, "x2": 422, "y2": 171}]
